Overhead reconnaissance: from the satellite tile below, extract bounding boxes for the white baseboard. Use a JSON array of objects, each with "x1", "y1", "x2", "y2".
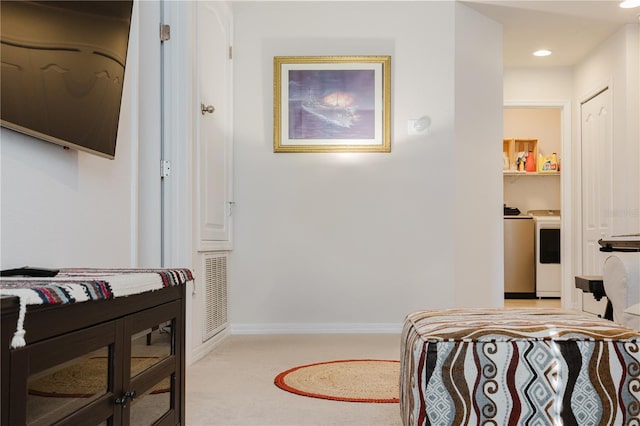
[
  {"x1": 187, "y1": 328, "x2": 230, "y2": 366},
  {"x1": 187, "y1": 324, "x2": 403, "y2": 364},
  {"x1": 230, "y1": 322, "x2": 403, "y2": 335}
]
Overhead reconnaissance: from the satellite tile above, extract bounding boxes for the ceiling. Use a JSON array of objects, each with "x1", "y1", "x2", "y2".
[{"x1": 461, "y1": 1, "x2": 640, "y2": 68}]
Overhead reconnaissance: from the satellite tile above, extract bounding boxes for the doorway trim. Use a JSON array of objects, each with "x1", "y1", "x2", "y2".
[{"x1": 504, "y1": 100, "x2": 574, "y2": 310}]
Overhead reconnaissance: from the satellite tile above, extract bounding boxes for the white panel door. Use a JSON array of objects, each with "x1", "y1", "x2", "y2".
[
  {"x1": 581, "y1": 88, "x2": 612, "y2": 276},
  {"x1": 197, "y1": 2, "x2": 232, "y2": 247}
]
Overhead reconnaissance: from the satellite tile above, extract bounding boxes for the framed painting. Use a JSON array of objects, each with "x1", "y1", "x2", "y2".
[{"x1": 273, "y1": 56, "x2": 391, "y2": 153}]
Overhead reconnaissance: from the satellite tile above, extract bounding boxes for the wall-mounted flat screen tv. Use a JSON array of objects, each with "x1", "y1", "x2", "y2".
[{"x1": 1, "y1": 1, "x2": 134, "y2": 159}]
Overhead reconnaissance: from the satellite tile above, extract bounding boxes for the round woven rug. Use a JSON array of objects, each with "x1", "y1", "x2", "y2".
[
  {"x1": 274, "y1": 359, "x2": 400, "y2": 403},
  {"x1": 29, "y1": 357, "x2": 170, "y2": 398}
]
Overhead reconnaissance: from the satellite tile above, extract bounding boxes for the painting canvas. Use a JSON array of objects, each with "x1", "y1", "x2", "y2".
[{"x1": 274, "y1": 56, "x2": 391, "y2": 153}]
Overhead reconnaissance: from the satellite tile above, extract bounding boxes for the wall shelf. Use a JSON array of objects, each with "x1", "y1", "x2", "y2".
[
  {"x1": 503, "y1": 138, "x2": 538, "y2": 171},
  {"x1": 503, "y1": 171, "x2": 560, "y2": 176}
]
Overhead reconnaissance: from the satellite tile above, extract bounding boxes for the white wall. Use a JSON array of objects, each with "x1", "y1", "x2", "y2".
[
  {"x1": 504, "y1": 109, "x2": 562, "y2": 155},
  {"x1": 0, "y1": 128, "x2": 135, "y2": 268},
  {"x1": 504, "y1": 68, "x2": 573, "y2": 101},
  {"x1": 454, "y1": 3, "x2": 504, "y2": 307},
  {"x1": 0, "y1": 5, "x2": 144, "y2": 269},
  {"x1": 229, "y1": 1, "x2": 503, "y2": 332},
  {"x1": 503, "y1": 24, "x2": 640, "y2": 311},
  {"x1": 571, "y1": 24, "x2": 640, "y2": 313},
  {"x1": 0, "y1": 3, "x2": 163, "y2": 270},
  {"x1": 503, "y1": 108, "x2": 562, "y2": 213},
  {"x1": 573, "y1": 24, "x2": 640, "y2": 238},
  {"x1": 503, "y1": 68, "x2": 575, "y2": 309}
]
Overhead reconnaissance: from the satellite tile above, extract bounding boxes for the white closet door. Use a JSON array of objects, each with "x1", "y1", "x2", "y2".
[
  {"x1": 581, "y1": 88, "x2": 613, "y2": 275},
  {"x1": 197, "y1": 1, "x2": 233, "y2": 248}
]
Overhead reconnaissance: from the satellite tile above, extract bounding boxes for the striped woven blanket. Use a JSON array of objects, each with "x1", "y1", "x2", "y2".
[{"x1": 0, "y1": 268, "x2": 194, "y2": 349}]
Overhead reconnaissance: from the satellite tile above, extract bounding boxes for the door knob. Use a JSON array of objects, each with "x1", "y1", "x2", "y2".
[
  {"x1": 201, "y1": 104, "x2": 215, "y2": 115},
  {"x1": 115, "y1": 390, "x2": 136, "y2": 407}
]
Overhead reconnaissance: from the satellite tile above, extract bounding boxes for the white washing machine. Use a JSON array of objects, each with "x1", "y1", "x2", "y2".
[{"x1": 528, "y1": 210, "x2": 561, "y2": 298}]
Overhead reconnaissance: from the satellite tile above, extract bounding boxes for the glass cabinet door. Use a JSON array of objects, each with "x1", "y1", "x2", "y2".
[
  {"x1": 9, "y1": 295, "x2": 184, "y2": 426},
  {"x1": 123, "y1": 301, "x2": 182, "y2": 425},
  {"x1": 19, "y1": 322, "x2": 119, "y2": 426}
]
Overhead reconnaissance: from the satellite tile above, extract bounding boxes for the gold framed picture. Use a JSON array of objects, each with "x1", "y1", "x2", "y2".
[{"x1": 273, "y1": 56, "x2": 391, "y2": 153}]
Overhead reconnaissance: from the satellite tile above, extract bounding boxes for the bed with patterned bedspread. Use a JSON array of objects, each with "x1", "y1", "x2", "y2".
[{"x1": 400, "y1": 308, "x2": 640, "y2": 425}]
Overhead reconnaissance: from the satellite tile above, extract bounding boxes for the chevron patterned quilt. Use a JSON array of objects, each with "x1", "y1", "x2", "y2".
[{"x1": 400, "y1": 308, "x2": 640, "y2": 425}]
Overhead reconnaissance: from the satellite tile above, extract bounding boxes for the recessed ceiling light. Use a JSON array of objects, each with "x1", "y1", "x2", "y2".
[
  {"x1": 620, "y1": 0, "x2": 640, "y2": 8},
  {"x1": 533, "y1": 49, "x2": 552, "y2": 57}
]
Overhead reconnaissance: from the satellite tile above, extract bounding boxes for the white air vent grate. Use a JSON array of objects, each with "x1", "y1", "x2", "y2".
[{"x1": 203, "y1": 253, "x2": 228, "y2": 341}]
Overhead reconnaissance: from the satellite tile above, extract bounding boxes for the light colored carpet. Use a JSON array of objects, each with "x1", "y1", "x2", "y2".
[
  {"x1": 186, "y1": 301, "x2": 560, "y2": 425},
  {"x1": 186, "y1": 334, "x2": 403, "y2": 426}
]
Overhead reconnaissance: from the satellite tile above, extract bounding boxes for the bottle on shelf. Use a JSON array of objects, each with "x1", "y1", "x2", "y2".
[{"x1": 525, "y1": 151, "x2": 536, "y2": 172}]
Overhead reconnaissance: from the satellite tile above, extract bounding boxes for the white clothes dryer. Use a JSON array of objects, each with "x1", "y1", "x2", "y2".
[{"x1": 527, "y1": 210, "x2": 561, "y2": 298}]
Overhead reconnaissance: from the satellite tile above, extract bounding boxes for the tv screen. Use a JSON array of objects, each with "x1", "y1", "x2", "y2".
[{"x1": 0, "y1": 1, "x2": 133, "y2": 159}]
